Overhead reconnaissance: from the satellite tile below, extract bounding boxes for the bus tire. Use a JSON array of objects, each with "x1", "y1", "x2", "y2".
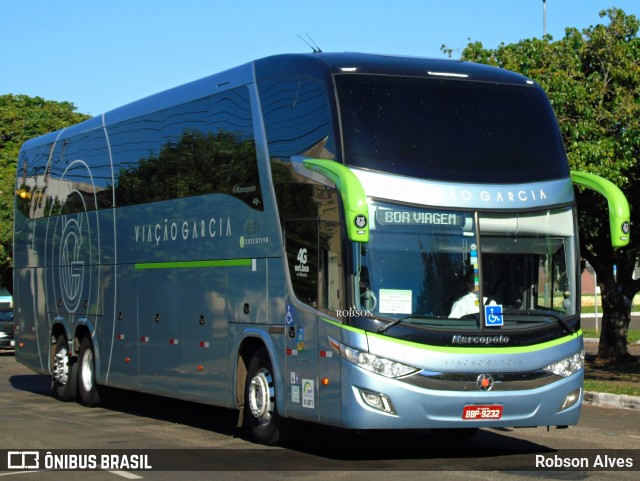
[
  {"x1": 78, "y1": 337, "x2": 102, "y2": 407},
  {"x1": 244, "y1": 347, "x2": 283, "y2": 445},
  {"x1": 52, "y1": 334, "x2": 77, "y2": 402}
]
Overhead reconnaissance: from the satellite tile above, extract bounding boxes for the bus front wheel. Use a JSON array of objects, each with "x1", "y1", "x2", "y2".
[{"x1": 244, "y1": 347, "x2": 283, "y2": 445}]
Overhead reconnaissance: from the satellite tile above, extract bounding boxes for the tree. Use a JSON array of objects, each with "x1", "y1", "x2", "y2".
[
  {"x1": 0, "y1": 94, "x2": 90, "y2": 292},
  {"x1": 445, "y1": 8, "x2": 640, "y2": 365}
]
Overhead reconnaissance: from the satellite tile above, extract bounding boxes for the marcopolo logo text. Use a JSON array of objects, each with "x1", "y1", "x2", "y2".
[{"x1": 451, "y1": 335, "x2": 510, "y2": 345}]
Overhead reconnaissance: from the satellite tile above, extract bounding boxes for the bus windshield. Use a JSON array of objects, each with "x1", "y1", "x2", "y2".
[
  {"x1": 336, "y1": 74, "x2": 569, "y2": 183},
  {"x1": 354, "y1": 201, "x2": 578, "y2": 331}
]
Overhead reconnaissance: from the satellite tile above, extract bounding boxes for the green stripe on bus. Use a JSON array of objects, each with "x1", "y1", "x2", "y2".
[
  {"x1": 135, "y1": 259, "x2": 253, "y2": 270},
  {"x1": 321, "y1": 318, "x2": 582, "y2": 354}
]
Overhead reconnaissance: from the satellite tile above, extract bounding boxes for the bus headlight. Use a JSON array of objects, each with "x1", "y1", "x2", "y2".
[
  {"x1": 543, "y1": 351, "x2": 584, "y2": 378},
  {"x1": 329, "y1": 337, "x2": 420, "y2": 378}
]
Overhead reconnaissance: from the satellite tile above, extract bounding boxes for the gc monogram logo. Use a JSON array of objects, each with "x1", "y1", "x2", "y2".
[
  {"x1": 59, "y1": 216, "x2": 85, "y2": 313},
  {"x1": 45, "y1": 159, "x2": 101, "y2": 316}
]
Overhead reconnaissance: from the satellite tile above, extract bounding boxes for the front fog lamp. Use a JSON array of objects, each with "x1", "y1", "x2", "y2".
[
  {"x1": 328, "y1": 337, "x2": 419, "y2": 378},
  {"x1": 543, "y1": 351, "x2": 585, "y2": 378},
  {"x1": 560, "y1": 387, "x2": 582, "y2": 411},
  {"x1": 356, "y1": 387, "x2": 397, "y2": 415}
]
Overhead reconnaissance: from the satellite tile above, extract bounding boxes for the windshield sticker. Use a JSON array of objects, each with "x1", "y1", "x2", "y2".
[
  {"x1": 470, "y1": 243, "x2": 479, "y2": 290},
  {"x1": 379, "y1": 289, "x2": 412, "y2": 314}
]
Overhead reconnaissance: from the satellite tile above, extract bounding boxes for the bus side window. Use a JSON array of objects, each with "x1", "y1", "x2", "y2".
[
  {"x1": 113, "y1": 87, "x2": 262, "y2": 209},
  {"x1": 319, "y1": 221, "x2": 344, "y2": 313},
  {"x1": 285, "y1": 219, "x2": 319, "y2": 307}
]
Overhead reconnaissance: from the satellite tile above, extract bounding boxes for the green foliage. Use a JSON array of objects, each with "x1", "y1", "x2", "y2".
[
  {"x1": 446, "y1": 8, "x2": 640, "y2": 363},
  {"x1": 0, "y1": 94, "x2": 89, "y2": 291},
  {"x1": 458, "y1": 9, "x2": 640, "y2": 190}
]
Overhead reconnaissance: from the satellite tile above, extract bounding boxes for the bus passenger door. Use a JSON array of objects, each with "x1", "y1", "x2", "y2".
[
  {"x1": 283, "y1": 220, "x2": 320, "y2": 422},
  {"x1": 283, "y1": 219, "x2": 343, "y2": 426},
  {"x1": 316, "y1": 223, "x2": 344, "y2": 428}
]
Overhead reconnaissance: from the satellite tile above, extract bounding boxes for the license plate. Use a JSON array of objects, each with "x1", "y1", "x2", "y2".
[{"x1": 462, "y1": 405, "x2": 503, "y2": 420}]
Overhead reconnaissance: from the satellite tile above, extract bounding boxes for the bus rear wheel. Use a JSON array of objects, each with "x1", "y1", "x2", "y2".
[
  {"x1": 244, "y1": 347, "x2": 283, "y2": 445},
  {"x1": 52, "y1": 334, "x2": 77, "y2": 402},
  {"x1": 78, "y1": 337, "x2": 102, "y2": 407}
]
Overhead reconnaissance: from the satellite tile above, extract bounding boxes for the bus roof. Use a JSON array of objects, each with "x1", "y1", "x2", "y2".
[
  {"x1": 253, "y1": 52, "x2": 533, "y2": 85},
  {"x1": 19, "y1": 52, "x2": 535, "y2": 152}
]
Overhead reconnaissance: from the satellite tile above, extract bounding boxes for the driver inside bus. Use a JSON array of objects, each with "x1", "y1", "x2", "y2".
[
  {"x1": 359, "y1": 267, "x2": 377, "y2": 311},
  {"x1": 449, "y1": 270, "x2": 494, "y2": 318}
]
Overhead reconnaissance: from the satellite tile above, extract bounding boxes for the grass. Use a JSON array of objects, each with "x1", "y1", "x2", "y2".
[
  {"x1": 579, "y1": 306, "x2": 599, "y2": 314},
  {"x1": 580, "y1": 305, "x2": 639, "y2": 314},
  {"x1": 583, "y1": 357, "x2": 640, "y2": 397},
  {"x1": 581, "y1": 328, "x2": 640, "y2": 397},
  {"x1": 583, "y1": 380, "x2": 640, "y2": 397},
  {"x1": 581, "y1": 304, "x2": 640, "y2": 314},
  {"x1": 582, "y1": 328, "x2": 640, "y2": 344}
]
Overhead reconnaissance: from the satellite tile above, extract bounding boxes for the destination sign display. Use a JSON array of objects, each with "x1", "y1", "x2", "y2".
[{"x1": 375, "y1": 209, "x2": 465, "y2": 226}]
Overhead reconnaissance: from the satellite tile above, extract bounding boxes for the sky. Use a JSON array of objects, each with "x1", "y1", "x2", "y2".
[{"x1": 3, "y1": 1, "x2": 640, "y2": 117}]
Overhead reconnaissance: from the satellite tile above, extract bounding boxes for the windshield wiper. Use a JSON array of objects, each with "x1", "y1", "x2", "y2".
[
  {"x1": 377, "y1": 315, "x2": 435, "y2": 334},
  {"x1": 376, "y1": 311, "x2": 575, "y2": 335},
  {"x1": 539, "y1": 310, "x2": 576, "y2": 335},
  {"x1": 504, "y1": 309, "x2": 576, "y2": 334}
]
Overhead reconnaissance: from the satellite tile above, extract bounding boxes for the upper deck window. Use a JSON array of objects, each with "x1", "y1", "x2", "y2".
[{"x1": 335, "y1": 75, "x2": 569, "y2": 183}]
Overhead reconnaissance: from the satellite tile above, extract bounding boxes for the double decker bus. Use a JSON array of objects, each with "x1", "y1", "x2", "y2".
[{"x1": 13, "y1": 53, "x2": 629, "y2": 445}]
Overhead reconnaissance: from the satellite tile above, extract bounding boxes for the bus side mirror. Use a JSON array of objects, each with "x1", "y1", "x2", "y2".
[
  {"x1": 300, "y1": 158, "x2": 370, "y2": 243},
  {"x1": 571, "y1": 171, "x2": 630, "y2": 249}
]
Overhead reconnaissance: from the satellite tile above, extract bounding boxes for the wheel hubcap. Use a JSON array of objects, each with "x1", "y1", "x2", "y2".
[
  {"x1": 53, "y1": 348, "x2": 69, "y2": 386},
  {"x1": 81, "y1": 348, "x2": 93, "y2": 392},
  {"x1": 248, "y1": 368, "x2": 274, "y2": 425}
]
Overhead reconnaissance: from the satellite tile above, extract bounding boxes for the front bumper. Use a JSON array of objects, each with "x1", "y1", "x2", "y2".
[{"x1": 340, "y1": 360, "x2": 583, "y2": 430}]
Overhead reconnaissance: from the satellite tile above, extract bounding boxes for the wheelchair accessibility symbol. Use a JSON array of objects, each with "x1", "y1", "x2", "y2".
[
  {"x1": 286, "y1": 305, "x2": 294, "y2": 325},
  {"x1": 484, "y1": 305, "x2": 504, "y2": 327}
]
